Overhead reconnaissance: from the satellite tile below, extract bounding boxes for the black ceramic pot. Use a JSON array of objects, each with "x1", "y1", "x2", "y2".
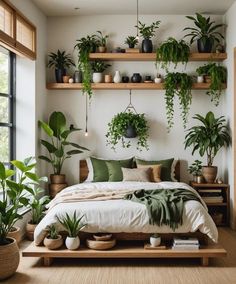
[
  {"x1": 131, "y1": 73, "x2": 142, "y2": 83},
  {"x1": 142, "y1": 39, "x2": 153, "y2": 53},
  {"x1": 55, "y1": 69, "x2": 66, "y2": 83},
  {"x1": 74, "y1": 71, "x2": 82, "y2": 83},
  {"x1": 122, "y1": 76, "x2": 129, "y2": 83},
  {"x1": 128, "y1": 44, "x2": 135, "y2": 48},
  {"x1": 197, "y1": 38, "x2": 213, "y2": 53},
  {"x1": 124, "y1": 125, "x2": 137, "y2": 138}
]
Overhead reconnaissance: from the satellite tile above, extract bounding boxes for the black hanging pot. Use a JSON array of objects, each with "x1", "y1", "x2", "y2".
[
  {"x1": 197, "y1": 38, "x2": 213, "y2": 53},
  {"x1": 55, "y1": 68, "x2": 66, "y2": 83},
  {"x1": 124, "y1": 124, "x2": 137, "y2": 138},
  {"x1": 142, "y1": 38, "x2": 153, "y2": 53}
]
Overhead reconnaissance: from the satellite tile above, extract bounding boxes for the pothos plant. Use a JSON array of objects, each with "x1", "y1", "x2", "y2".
[
  {"x1": 106, "y1": 111, "x2": 149, "y2": 151},
  {"x1": 164, "y1": 72, "x2": 193, "y2": 131},
  {"x1": 156, "y1": 37, "x2": 190, "y2": 71}
]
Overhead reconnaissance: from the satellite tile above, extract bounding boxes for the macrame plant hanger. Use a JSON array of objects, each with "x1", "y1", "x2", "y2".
[{"x1": 124, "y1": 90, "x2": 137, "y2": 114}]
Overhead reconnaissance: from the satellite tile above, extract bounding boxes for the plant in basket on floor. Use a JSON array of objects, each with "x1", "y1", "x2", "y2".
[
  {"x1": 184, "y1": 111, "x2": 231, "y2": 183},
  {"x1": 38, "y1": 111, "x2": 89, "y2": 198}
]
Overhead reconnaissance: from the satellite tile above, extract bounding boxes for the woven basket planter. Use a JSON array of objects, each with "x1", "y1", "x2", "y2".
[
  {"x1": 26, "y1": 222, "x2": 37, "y2": 241},
  {"x1": 43, "y1": 235, "x2": 63, "y2": 250},
  {"x1": 0, "y1": 238, "x2": 20, "y2": 280},
  {"x1": 7, "y1": 226, "x2": 21, "y2": 245}
]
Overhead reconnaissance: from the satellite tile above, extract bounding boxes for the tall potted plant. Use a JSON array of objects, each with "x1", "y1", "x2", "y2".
[
  {"x1": 91, "y1": 61, "x2": 111, "y2": 83},
  {"x1": 184, "y1": 112, "x2": 231, "y2": 183},
  {"x1": 47, "y1": 49, "x2": 75, "y2": 83},
  {"x1": 136, "y1": 20, "x2": 161, "y2": 53},
  {"x1": 38, "y1": 111, "x2": 88, "y2": 197},
  {"x1": 183, "y1": 13, "x2": 224, "y2": 53}
]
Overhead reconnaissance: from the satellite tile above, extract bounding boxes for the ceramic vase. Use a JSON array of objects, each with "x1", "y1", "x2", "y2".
[
  {"x1": 113, "y1": 71, "x2": 121, "y2": 83},
  {"x1": 197, "y1": 38, "x2": 213, "y2": 53},
  {"x1": 154, "y1": 77, "x2": 162, "y2": 84},
  {"x1": 74, "y1": 71, "x2": 82, "y2": 83},
  {"x1": 197, "y1": 75, "x2": 204, "y2": 83},
  {"x1": 142, "y1": 39, "x2": 153, "y2": 53},
  {"x1": 150, "y1": 236, "x2": 161, "y2": 247},
  {"x1": 65, "y1": 236, "x2": 80, "y2": 250},
  {"x1": 131, "y1": 73, "x2": 142, "y2": 83},
  {"x1": 93, "y1": 72, "x2": 103, "y2": 83}
]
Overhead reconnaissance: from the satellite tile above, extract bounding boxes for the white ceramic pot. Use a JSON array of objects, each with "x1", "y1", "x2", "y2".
[
  {"x1": 197, "y1": 75, "x2": 204, "y2": 83},
  {"x1": 93, "y1": 72, "x2": 103, "y2": 83},
  {"x1": 154, "y1": 77, "x2": 162, "y2": 84},
  {"x1": 113, "y1": 70, "x2": 121, "y2": 83},
  {"x1": 65, "y1": 236, "x2": 80, "y2": 250},
  {"x1": 150, "y1": 236, "x2": 161, "y2": 247}
]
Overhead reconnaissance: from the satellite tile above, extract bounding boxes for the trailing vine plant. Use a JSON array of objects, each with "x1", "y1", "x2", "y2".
[
  {"x1": 156, "y1": 37, "x2": 190, "y2": 71},
  {"x1": 164, "y1": 72, "x2": 193, "y2": 131}
]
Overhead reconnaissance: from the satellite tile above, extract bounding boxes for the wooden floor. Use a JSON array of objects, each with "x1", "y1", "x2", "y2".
[{"x1": 3, "y1": 228, "x2": 236, "y2": 284}]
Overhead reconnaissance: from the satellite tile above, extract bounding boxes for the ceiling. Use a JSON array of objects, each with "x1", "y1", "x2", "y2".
[{"x1": 32, "y1": 0, "x2": 235, "y2": 16}]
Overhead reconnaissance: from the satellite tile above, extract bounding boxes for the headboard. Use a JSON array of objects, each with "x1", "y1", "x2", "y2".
[{"x1": 79, "y1": 159, "x2": 180, "y2": 183}]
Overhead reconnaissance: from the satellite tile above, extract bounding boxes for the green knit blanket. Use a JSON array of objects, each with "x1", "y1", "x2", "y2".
[{"x1": 124, "y1": 188, "x2": 201, "y2": 230}]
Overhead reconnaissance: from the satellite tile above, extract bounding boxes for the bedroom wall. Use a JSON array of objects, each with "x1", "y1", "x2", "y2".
[{"x1": 46, "y1": 14, "x2": 227, "y2": 186}]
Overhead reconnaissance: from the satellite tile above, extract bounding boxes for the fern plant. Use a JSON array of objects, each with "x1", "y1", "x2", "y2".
[
  {"x1": 164, "y1": 72, "x2": 193, "y2": 131},
  {"x1": 156, "y1": 37, "x2": 190, "y2": 71}
]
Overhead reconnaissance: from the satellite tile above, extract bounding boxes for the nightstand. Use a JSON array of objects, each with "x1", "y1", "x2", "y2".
[{"x1": 190, "y1": 182, "x2": 230, "y2": 226}]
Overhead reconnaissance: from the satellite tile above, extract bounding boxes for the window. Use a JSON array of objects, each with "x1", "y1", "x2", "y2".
[{"x1": 0, "y1": 46, "x2": 15, "y2": 165}]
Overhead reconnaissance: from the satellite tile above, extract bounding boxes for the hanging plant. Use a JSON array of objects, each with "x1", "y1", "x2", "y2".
[
  {"x1": 196, "y1": 63, "x2": 227, "y2": 106},
  {"x1": 106, "y1": 112, "x2": 149, "y2": 151},
  {"x1": 164, "y1": 72, "x2": 193, "y2": 131},
  {"x1": 156, "y1": 37, "x2": 190, "y2": 71}
]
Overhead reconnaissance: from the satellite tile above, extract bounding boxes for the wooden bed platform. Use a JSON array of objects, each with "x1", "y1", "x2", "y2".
[{"x1": 22, "y1": 241, "x2": 226, "y2": 267}]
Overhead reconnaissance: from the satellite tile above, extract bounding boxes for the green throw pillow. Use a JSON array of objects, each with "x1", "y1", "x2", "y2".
[
  {"x1": 106, "y1": 160, "x2": 133, "y2": 182},
  {"x1": 135, "y1": 158, "x2": 174, "y2": 181}
]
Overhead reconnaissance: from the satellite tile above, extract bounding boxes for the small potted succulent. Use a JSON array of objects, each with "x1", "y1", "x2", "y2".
[
  {"x1": 43, "y1": 224, "x2": 63, "y2": 250},
  {"x1": 150, "y1": 234, "x2": 161, "y2": 247},
  {"x1": 136, "y1": 20, "x2": 161, "y2": 53},
  {"x1": 124, "y1": 36, "x2": 138, "y2": 49},
  {"x1": 95, "y1": 30, "x2": 109, "y2": 53},
  {"x1": 188, "y1": 160, "x2": 203, "y2": 183},
  {"x1": 57, "y1": 212, "x2": 86, "y2": 250},
  {"x1": 91, "y1": 60, "x2": 111, "y2": 83}
]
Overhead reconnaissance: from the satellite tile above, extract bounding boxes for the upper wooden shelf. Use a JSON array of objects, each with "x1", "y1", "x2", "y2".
[
  {"x1": 46, "y1": 82, "x2": 226, "y2": 91},
  {"x1": 89, "y1": 52, "x2": 227, "y2": 61}
]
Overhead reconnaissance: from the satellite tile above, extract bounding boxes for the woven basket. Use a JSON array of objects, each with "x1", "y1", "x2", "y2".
[
  {"x1": 7, "y1": 226, "x2": 21, "y2": 244},
  {"x1": 43, "y1": 235, "x2": 63, "y2": 250},
  {"x1": 26, "y1": 222, "x2": 37, "y2": 241},
  {"x1": 0, "y1": 238, "x2": 20, "y2": 280}
]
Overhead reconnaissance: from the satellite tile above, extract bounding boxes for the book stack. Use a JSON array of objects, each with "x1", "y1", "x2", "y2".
[
  {"x1": 198, "y1": 189, "x2": 223, "y2": 203},
  {"x1": 172, "y1": 237, "x2": 199, "y2": 250}
]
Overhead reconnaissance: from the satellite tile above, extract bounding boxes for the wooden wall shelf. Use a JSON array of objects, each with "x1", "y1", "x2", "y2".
[
  {"x1": 89, "y1": 52, "x2": 227, "y2": 61},
  {"x1": 46, "y1": 83, "x2": 226, "y2": 91}
]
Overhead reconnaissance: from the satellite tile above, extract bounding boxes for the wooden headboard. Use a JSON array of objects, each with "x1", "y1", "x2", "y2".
[{"x1": 79, "y1": 159, "x2": 180, "y2": 183}]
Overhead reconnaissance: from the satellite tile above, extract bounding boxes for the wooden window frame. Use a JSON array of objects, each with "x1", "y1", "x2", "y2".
[{"x1": 0, "y1": 0, "x2": 36, "y2": 60}]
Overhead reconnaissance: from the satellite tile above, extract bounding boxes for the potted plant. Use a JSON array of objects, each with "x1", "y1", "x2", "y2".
[
  {"x1": 184, "y1": 112, "x2": 231, "y2": 183},
  {"x1": 196, "y1": 63, "x2": 227, "y2": 106},
  {"x1": 164, "y1": 72, "x2": 193, "y2": 131},
  {"x1": 124, "y1": 36, "x2": 138, "y2": 49},
  {"x1": 95, "y1": 30, "x2": 109, "y2": 53},
  {"x1": 136, "y1": 20, "x2": 161, "y2": 53},
  {"x1": 156, "y1": 37, "x2": 190, "y2": 71},
  {"x1": 188, "y1": 160, "x2": 203, "y2": 183},
  {"x1": 47, "y1": 49, "x2": 75, "y2": 83},
  {"x1": 38, "y1": 111, "x2": 88, "y2": 197},
  {"x1": 183, "y1": 13, "x2": 224, "y2": 53},
  {"x1": 74, "y1": 35, "x2": 99, "y2": 98},
  {"x1": 91, "y1": 60, "x2": 111, "y2": 83},
  {"x1": 150, "y1": 233, "x2": 161, "y2": 247},
  {"x1": 57, "y1": 212, "x2": 86, "y2": 250},
  {"x1": 0, "y1": 157, "x2": 41, "y2": 280},
  {"x1": 106, "y1": 111, "x2": 149, "y2": 151},
  {"x1": 43, "y1": 224, "x2": 63, "y2": 250}
]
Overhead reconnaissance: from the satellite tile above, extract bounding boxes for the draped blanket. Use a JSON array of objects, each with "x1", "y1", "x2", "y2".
[{"x1": 124, "y1": 188, "x2": 202, "y2": 230}]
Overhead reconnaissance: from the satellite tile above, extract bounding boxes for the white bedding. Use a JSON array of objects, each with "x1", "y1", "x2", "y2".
[{"x1": 34, "y1": 181, "x2": 218, "y2": 244}]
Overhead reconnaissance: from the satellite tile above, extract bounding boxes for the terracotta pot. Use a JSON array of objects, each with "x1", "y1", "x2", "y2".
[
  {"x1": 0, "y1": 238, "x2": 20, "y2": 280},
  {"x1": 204, "y1": 75, "x2": 211, "y2": 83},
  {"x1": 26, "y1": 222, "x2": 37, "y2": 241},
  {"x1": 43, "y1": 235, "x2": 63, "y2": 250},
  {"x1": 202, "y1": 166, "x2": 218, "y2": 183},
  {"x1": 104, "y1": 74, "x2": 112, "y2": 83},
  {"x1": 98, "y1": 46, "x2": 106, "y2": 53},
  {"x1": 7, "y1": 226, "x2": 21, "y2": 245},
  {"x1": 50, "y1": 174, "x2": 66, "y2": 184},
  {"x1": 49, "y1": 183, "x2": 67, "y2": 198},
  {"x1": 63, "y1": 75, "x2": 71, "y2": 83}
]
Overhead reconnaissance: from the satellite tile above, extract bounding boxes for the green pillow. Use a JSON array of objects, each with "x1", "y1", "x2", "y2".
[
  {"x1": 90, "y1": 157, "x2": 133, "y2": 182},
  {"x1": 106, "y1": 160, "x2": 133, "y2": 182},
  {"x1": 135, "y1": 158, "x2": 174, "y2": 181}
]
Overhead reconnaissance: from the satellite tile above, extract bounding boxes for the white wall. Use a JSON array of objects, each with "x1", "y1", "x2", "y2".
[{"x1": 47, "y1": 15, "x2": 226, "y2": 185}]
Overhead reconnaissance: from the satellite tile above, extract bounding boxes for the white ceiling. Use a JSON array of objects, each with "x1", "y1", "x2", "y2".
[{"x1": 32, "y1": 0, "x2": 235, "y2": 16}]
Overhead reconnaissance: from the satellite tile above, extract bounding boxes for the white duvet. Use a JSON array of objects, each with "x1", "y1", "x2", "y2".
[{"x1": 34, "y1": 181, "x2": 218, "y2": 244}]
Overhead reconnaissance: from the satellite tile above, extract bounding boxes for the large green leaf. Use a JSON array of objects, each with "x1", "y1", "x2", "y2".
[
  {"x1": 40, "y1": 140, "x2": 57, "y2": 153},
  {"x1": 38, "y1": 121, "x2": 53, "y2": 137},
  {"x1": 38, "y1": 155, "x2": 51, "y2": 163},
  {"x1": 11, "y1": 160, "x2": 26, "y2": 172},
  {"x1": 0, "y1": 162, "x2": 6, "y2": 180},
  {"x1": 49, "y1": 111, "x2": 66, "y2": 138},
  {"x1": 67, "y1": 150, "x2": 83, "y2": 155}
]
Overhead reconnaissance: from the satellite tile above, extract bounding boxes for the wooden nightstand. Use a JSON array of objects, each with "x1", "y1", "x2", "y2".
[{"x1": 190, "y1": 182, "x2": 230, "y2": 226}]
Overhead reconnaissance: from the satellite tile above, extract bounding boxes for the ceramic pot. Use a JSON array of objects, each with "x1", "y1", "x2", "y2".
[
  {"x1": 113, "y1": 71, "x2": 122, "y2": 83},
  {"x1": 154, "y1": 77, "x2": 162, "y2": 84},
  {"x1": 105, "y1": 74, "x2": 112, "y2": 83},
  {"x1": 0, "y1": 238, "x2": 20, "y2": 280},
  {"x1": 197, "y1": 75, "x2": 204, "y2": 83},
  {"x1": 63, "y1": 76, "x2": 70, "y2": 83},
  {"x1": 131, "y1": 73, "x2": 142, "y2": 83},
  {"x1": 7, "y1": 226, "x2": 21, "y2": 245},
  {"x1": 128, "y1": 43, "x2": 135, "y2": 48},
  {"x1": 74, "y1": 71, "x2": 82, "y2": 83},
  {"x1": 98, "y1": 46, "x2": 106, "y2": 53},
  {"x1": 202, "y1": 166, "x2": 218, "y2": 183},
  {"x1": 150, "y1": 236, "x2": 161, "y2": 247},
  {"x1": 204, "y1": 75, "x2": 211, "y2": 83},
  {"x1": 92, "y1": 72, "x2": 103, "y2": 83},
  {"x1": 26, "y1": 222, "x2": 37, "y2": 241},
  {"x1": 65, "y1": 236, "x2": 80, "y2": 250},
  {"x1": 55, "y1": 68, "x2": 66, "y2": 83},
  {"x1": 124, "y1": 125, "x2": 137, "y2": 138},
  {"x1": 142, "y1": 39, "x2": 153, "y2": 53},
  {"x1": 197, "y1": 38, "x2": 213, "y2": 53},
  {"x1": 44, "y1": 235, "x2": 63, "y2": 250},
  {"x1": 122, "y1": 76, "x2": 129, "y2": 83}
]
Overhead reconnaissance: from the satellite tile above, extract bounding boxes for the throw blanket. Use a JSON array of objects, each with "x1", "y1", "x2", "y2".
[{"x1": 124, "y1": 188, "x2": 202, "y2": 230}]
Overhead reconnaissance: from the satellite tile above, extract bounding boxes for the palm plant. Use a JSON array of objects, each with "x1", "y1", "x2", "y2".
[
  {"x1": 95, "y1": 31, "x2": 109, "y2": 47},
  {"x1": 124, "y1": 36, "x2": 138, "y2": 48}
]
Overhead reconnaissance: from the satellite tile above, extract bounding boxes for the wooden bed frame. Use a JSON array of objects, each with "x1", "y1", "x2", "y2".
[{"x1": 22, "y1": 159, "x2": 227, "y2": 266}]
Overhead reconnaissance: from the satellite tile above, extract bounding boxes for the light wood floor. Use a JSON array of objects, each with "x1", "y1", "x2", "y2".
[{"x1": 3, "y1": 228, "x2": 236, "y2": 284}]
